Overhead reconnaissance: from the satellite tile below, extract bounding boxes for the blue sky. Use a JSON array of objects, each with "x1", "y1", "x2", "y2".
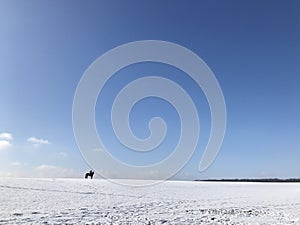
[{"x1": 0, "y1": 0, "x2": 299, "y2": 179}]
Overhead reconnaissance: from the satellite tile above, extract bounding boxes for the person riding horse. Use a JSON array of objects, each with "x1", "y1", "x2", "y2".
[{"x1": 85, "y1": 170, "x2": 94, "y2": 179}]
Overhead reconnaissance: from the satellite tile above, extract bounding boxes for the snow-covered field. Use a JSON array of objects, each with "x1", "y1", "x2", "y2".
[{"x1": 0, "y1": 178, "x2": 299, "y2": 224}]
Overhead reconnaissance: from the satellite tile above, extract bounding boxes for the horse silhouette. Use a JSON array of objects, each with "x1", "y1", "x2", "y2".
[{"x1": 85, "y1": 170, "x2": 94, "y2": 179}]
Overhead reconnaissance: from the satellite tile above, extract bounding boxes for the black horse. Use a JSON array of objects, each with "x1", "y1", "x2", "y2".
[{"x1": 85, "y1": 170, "x2": 94, "y2": 179}]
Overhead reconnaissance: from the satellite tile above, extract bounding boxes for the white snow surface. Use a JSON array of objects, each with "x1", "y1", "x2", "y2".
[{"x1": 0, "y1": 178, "x2": 299, "y2": 224}]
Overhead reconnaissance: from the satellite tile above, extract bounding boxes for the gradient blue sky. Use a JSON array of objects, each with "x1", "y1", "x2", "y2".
[{"x1": 0, "y1": 0, "x2": 299, "y2": 179}]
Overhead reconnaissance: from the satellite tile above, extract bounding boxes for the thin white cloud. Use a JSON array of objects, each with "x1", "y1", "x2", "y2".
[
  {"x1": 27, "y1": 136, "x2": 50, "y2": 147},
  {"x1": 10, "y1": 161, "x2": 27, "y2": 167},
  {"x1": 0, "y1": 132, "x2": 13, "y2": 140},
  {"x1": 35, "y1": 165, "x2": 78, "y2": 178},
  {"x1": 10, "y1": 161, "x2": 22, "y2": 167},
  {"x1": 0, "y1": 164, "x2": 80, "y2": 178},
  {"x1": 58, "y1": 151, "x2": 68, "y2": 158},
  {"x1": 0, "y1": 140, "x2": 11, "y2": 150},
  {"x1": 0, "y1": 171, "x2": 14, "y2": 177}
]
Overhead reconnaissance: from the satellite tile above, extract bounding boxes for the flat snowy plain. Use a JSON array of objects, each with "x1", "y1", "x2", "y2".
[{"x1": 0, "y1": 178, "x2": 299, "y2": 224}]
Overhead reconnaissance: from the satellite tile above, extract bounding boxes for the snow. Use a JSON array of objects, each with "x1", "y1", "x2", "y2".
[{"x1": 0, "y1": 178, "x2": 299, "y2": 224}]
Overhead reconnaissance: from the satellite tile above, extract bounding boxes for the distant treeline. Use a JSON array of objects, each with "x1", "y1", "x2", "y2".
[{"x1": 195, "y1": 178, "x2": 300, "y2": 183}]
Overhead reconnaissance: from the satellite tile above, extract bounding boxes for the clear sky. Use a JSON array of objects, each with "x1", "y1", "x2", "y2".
[{"x1": 0, "y1": 0, "x2": 299, "y2": 180}]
